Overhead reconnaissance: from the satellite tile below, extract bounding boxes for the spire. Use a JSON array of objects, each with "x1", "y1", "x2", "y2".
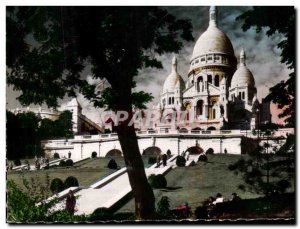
[
  {"x1": 209, "y1": 6, "x2": 217, "y2": 27},
  {"x1": 172, "y1": 55, "x2": 177, "y2": 72},
  {"x1": 240, "y1": 48, "x2": 246, "y2": 66}
]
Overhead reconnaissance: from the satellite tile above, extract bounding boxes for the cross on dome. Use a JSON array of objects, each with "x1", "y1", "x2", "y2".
[
  {"x1": 240, "y1": 48, "x2": 246, "y2": 66},
  {"x1": 209, "y1": 6, "x2": 217, "y2": 27},
  {"x1": 172, "y1": 55, "x2": 177, "y2": 71}
]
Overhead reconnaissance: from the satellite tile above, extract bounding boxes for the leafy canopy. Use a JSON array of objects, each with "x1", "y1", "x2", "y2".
[
  {"x1": 236, "y1": 6, "x2": 295, "y2": 127},
  {"x1": 7, "y1": 7, "x2": 193, "y2": 110}
]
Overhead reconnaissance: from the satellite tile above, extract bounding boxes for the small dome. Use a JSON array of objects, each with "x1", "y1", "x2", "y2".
[
  {"x1": 231, "y1": 49, "x2": 255, "y2": 87},
  {"x1": 163, "y1": 56, "x2": 185, "y2": 92}
]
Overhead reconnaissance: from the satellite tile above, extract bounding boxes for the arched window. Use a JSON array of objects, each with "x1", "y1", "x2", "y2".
[
  {"x1": 172, "y1": 97, "x2": 174, "y2": 104},
  {"x1": 242, "y1": 92, "x2": 245, "y2": 100},
  {"x1": 168, "y1": 97, "x2": 171, "y2": 104},
  {"x1": 197, "y1": 76, "x2": 203, "y2": 92},
  {"x1": 214, "y1": 75, "x2": 219, "y2": 87},
  {"x1": 196, "y1": 100, "x2": 204, "y2": 116},
  {"x1": 207, "y1": 75, "x2": 212, "y2": 84},
  {"x1": 212, "y1": 108, "x2": 216, "y2": 119}
]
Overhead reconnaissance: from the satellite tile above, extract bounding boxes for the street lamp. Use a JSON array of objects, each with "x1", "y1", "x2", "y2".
[
  {"x1": 256, "y1": 109, "x2": 260, "y2": 139},
  {"x1": 245, "y1": 120, "x2": 248, "y2": 138}
]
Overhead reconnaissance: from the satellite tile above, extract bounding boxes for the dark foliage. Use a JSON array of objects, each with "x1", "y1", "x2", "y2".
[
  {"x1": 59, "y1": 160, "x2": 66, "y2": 167},
  {"x1": 194, "y1": 206, "x2": 209, "y2": 219},
  {"x1": 237, "y1": 7, "x2": 295, "y2": 127},
  {"x1": 91, "y1": 151, "x2": 97, "y2": 158},
  {"x1": 198, "y1": 154, "x2": 208, "y2": 162},
  {"x1": 148, "y1": 174, "x2": 167, "y2": 189},
  {"x1": 65, "y1": 159, "x2": 73, "y2": 167},
  {"x1": 89, "y1": 208, "x2": 113, "y2": 221},
  {"x1": 14, "y1": 159, "x2": 21, "y2": 166},
  {"x1": 176, "y1": 156, "x2": 186, "y2": 167},
  {"x1": 228, "y1": 163, "x2": 238, "y2": 171},
  {"x1": 64, "y1": 176, "x2": 79, "y2": 189},
  {"x1": 148, "y1": 157, "x2": 156, "y2": 165},
  {"x1": 50, "y1": 178, "x2": 64, "y2": 194},
  {"x1": 276, "y1": 179, "x2": 291, "y2": 194},
  {"x1": 6, "y1": 110, "x2": 73, "y2": 160},
  {"x1": 156, "y1": 196, "x2": 171, "y2": 219},
  {"x1": 107, "y1": 159, "x2": 118, "y2": 169}
]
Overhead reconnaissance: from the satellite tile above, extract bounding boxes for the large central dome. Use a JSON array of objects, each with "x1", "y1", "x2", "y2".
[
  {"x1": 191, "y1": 26, "x2": 235, "y2": 60},
  {"x1": 189, "y1": 6, "x2": 236, "y2": 71}
]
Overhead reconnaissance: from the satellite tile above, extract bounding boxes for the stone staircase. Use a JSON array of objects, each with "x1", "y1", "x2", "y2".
[{"x1": 49, "y1": 154, "x2": 199, "y2": 215}]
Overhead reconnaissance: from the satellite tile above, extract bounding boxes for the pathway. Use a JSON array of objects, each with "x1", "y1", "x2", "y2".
[{"x1": 50, "y1": 154, "x2": 199, "y2": 215}]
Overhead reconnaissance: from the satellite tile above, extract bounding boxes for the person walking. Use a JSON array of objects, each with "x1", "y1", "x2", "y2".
[
  {"x1": 162, "y1": 154, "x2": 167, "y2": 166},
  {"x1": 156, "y1": 155, "x2": 161, "y2": 167},
  {"x1": 66, "y1": 190, "x2": 76, "y2": 215},
  {"x1": 186, "y1": 151, "x2": 190, "y2": 161}
]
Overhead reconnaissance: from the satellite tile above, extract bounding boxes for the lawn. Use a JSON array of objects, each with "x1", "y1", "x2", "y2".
[
  {"x1": 117, "y1": 154, "x2": 295, "y2": 213},
  {"x1": 7, "y1": 156, "x2": 155, "y2": 194}
]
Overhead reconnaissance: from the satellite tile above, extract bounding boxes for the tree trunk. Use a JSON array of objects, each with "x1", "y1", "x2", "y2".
[{"x1": 115, "y1": 108, "x2": 155, "y2": 220}]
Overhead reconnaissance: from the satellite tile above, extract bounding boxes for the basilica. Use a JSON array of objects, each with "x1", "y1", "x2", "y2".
[{"x1": 156, "y1": 6, "x2": 271, "y2": 131}]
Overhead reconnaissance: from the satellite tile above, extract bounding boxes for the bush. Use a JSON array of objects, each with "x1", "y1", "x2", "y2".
[
  {"x1": 65, "y1": 159, "x2": 73, "y2": 167},
  {"x1": 198, "y1": 154, "x2": 208, "y2": 162},
  {"x1": 91, "y1": 151, "x2": 97, "y2": 158},
  {"x1": 53, "y1": 153, "x2": 60, "y2": 159},
  {"x1": 276, "y1": 179, "x2": 291, "y2": 193},
  {"x1": 194, "y1": 206, "x2": 208, "y2": 219},
  {"x1": 107, "y1": 159, "x2": 118, "y2": 169},
  {"x1": 64, "y1": 176, "x2": 79, "y2": 189},
  {"x1": 148, "y1": 174, "x2": 167, "y2": 189},
  {"x1": 176, "y1": 156, "x2": 186, "y2": 167},
  {"x1": 59, "y1": 160, "x2": 66, "y2": 167},
  {"x1": 50, "y1": 178, "x2": 64, "y2": 194},
  {"x1": 157, "y1": 196, "x2": 171, "y2": 219},
  {"x1": 148, "y1": 157, "x2": 156, "y2": 165},
  {"x1": 238, "y1": 184, "x2": 246, "y2": 192},
  {"x1": 206, "y1": 148, "x2": 214, "y2": 155},
  {"x1": 228, "y1": 163, "x2": 238, "y2": 171},
  {"x1": 89, "y1": 208, "x2": 113, "y2": 221},
  {"x1": 14, "y1": 159, "x2": 21, "y2": 166},
  {"x1": 236, "y1": 158, "x2": 247, "y2": 171}
]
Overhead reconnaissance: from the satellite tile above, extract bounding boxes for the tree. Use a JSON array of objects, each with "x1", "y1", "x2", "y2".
[
  {"x1": 6, "y1": 7, "x2": 193, "y2": 219},
  {"x1": 6, "y1": 111, "x2": 42, "y2": 159},
  {"x1": 230, "y1": 125, "x2": 294, "y2": 196},
  {"x1": 236, "y1": 6, "x2": 295, "y2": 127}
]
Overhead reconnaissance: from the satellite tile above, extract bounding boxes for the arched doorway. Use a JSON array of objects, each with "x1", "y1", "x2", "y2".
[
  {"x1": 143, "y1": 146, "x2": 162, "y2": 156},
  {"x1": 192, "y1": 127, "x2": 202, "y2": 131},
  {"x1": 205, "y1": 148, "x2": 214, "y2": 154},
  {"x1": 179, "y1": 128, "x2": 188, "y2": 133},
  {"x1": 185, "y1": 146, "x2": 204, "y2": 155},
  {"x1": 105, "y1": 149, "x2": 122, "y2": 157},
  {"x1": 207, "y1": 126, "x2": 216, "y2": 130}
]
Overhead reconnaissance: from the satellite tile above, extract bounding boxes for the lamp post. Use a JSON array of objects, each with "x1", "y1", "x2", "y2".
[
  {"x1": 220, "y1": 136, "x2": 223, "y2": 154},
  {"x1": 245, "y1": 120, "x2": 248, "y2": 138},
  {"x1": 256, "y1": 109, "x2": 260, "y2": 139}
]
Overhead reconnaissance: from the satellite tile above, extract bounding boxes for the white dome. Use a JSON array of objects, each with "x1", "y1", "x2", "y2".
[
  {"x1": 231, "y1": 49, "x2": 255, "y2": 87},
  {"x1": 163, "y1": 56, "x2": 185, "y2": 92},
  {"x1": 191, "y1": 26, "x2": 235, "y2": 60}
]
